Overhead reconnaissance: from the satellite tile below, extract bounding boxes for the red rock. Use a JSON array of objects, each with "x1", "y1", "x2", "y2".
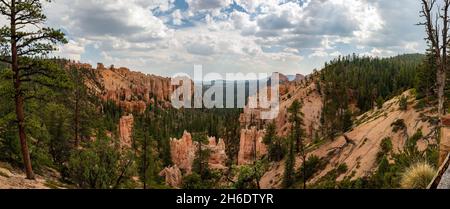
[
  {"x1": 442, "y1": 115, "x2": 450, "y2": 127},
  {"x1": 67, "y1": 62, "x2": 173, "y2": 113},
  {"x1": 238, "y1": 127, "x2": 267, "y2": 165},
  {"x1": 170, "y1": 131, "x2": 196, "y2": 174},
  {"x1": 159, "y1": 166, "x2": 182, "y2": 188},
  {"x1": 118, "y1": 114, "x2": 134, "y2": 149},
  {"x1": 207, "y1": 137, "x2": 227, "y2": 169},
  {"x1": 169, "y1": 131, "x2": 228, "y2": 173}
]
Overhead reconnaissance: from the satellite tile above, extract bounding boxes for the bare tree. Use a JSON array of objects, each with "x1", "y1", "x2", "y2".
[{"x1": 419, "y1": 0, "x2": 450, "y2": 118}]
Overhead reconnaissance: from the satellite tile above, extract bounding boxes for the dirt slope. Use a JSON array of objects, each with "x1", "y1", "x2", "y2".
[
  {"x1": 0, "y1": 163, "x2": 67, "y2": 189},
  {"x1": 261, "y1": 90, "x2": 438, "y2": 188}
]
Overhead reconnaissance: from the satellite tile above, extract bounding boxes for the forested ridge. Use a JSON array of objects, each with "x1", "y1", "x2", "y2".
[{"x1": 319, "y1": 54, "x2": 429, "y2": 137}]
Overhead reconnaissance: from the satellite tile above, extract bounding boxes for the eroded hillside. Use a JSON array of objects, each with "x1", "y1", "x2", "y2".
[{"x1": 260, "y1": 90, "x2": 438, "y2": 188}]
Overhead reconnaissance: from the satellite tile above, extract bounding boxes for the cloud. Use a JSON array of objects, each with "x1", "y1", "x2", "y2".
[
  {"x1": 26, "y1": 0, "x2": 427, "y2": 76},
  {"x1": 55, "y1": 40, "x2": 86, "y2": 60},
  {"x1": 186, "y1": 0, "x2": 233, "y2": 13}
]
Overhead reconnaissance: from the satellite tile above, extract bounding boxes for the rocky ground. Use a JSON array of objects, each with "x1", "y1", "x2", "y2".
[{"x1": 0, "y1": 162, "x2": 67, "y2": 189}]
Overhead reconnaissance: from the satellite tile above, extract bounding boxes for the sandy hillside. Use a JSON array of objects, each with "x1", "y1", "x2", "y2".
[{"x1": 261, "y1": 90, "x2": 438, "y2": 188}]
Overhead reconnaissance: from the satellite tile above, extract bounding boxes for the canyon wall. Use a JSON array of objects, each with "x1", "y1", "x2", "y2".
[
  {"x1": 97, "y1": 63, "x2": 173, "y2": 113},
  {"x1": 68, "y1": 62, "x2": 173, "y2": 113}
]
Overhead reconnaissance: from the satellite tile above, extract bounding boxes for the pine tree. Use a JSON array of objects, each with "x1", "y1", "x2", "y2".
[{"x1": 0, "y1": 0, "x2": 67, "y2": 179}]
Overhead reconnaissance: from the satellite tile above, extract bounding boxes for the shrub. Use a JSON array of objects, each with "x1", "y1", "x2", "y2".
[
  {"x1": 182, "y1": 173, "x2": 205, "y2": 189},
  {"x1": 381, "y1": 137, "x2": 393, "y2": 153},
  {"x1": 391, "y1": 119, "x2": 406, "y2": 133},
  {"x1": 399, "y1": 96, "x2": 408, "y2": 111},
  {"x1": 376, "y1": 97, "x2": 384, "y2": 109},
  {"x1": 400, "y1": 162, "x2": 436, "y2": 189},
  {"x1": 297, "y1": 155, "x2": 324, "y2": 183},
  {"x1": 377, "y1": 137, "x2": 393, "y2": 162},
  {"x1": 407, "y1": 130, "x2": 423, "y2": 148},
  {"x1": 337, "y1": 163, "x2": 348, "y2": 174},
  {"x1": 67, "y1": 138, "x2": 135, "y2": 189}
]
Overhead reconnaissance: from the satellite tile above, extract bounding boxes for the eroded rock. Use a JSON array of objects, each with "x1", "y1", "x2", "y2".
[
  {"x1": 159, "y1": 166, "x2": 182, "y2": 188},
  {"x1": 238, "y1": 127, "x2": 267, "y2": 165}
]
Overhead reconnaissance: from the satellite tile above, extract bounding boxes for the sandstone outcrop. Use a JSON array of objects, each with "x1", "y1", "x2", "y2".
[
  {"x1": 169, "y1": 131, "x2": 228, "y2": 174},
  {"x1": 97, "y1": 63, "x2": 173, "y2": 113},
  {"x1": 170, "y1": 131, "x2": 197, "y2": 174},
  {"x1": 207, "y1": 137, "x2": 228, "y2": 170},
  {"x1": 67, "y1": 61, "x2": 173, "y2": 113},
  {"x1": 159, "y1": 165, "x2": 182, "y2": 188},
  {"x1": 118, "y1": 114, "x2": 134, "y2": 149},
  {"x1": 238, "y1": 127, "x2": 267, "y2": 165}
]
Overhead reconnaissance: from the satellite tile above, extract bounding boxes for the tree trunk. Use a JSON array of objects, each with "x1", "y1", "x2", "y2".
[
  {"x1": 143, "y1": 131, "x2": 147, "y2": 189},
  {"x1": 437, "y1": 65, "x2": 446, "y2": 117},
  {"x1": 302, "y1": 154, "x2": 307, "y2": 189},
  {"x1": 440, "y1": 0, "x2": 449, "y2": 119},
  {"x1": 11, "y1": 0, "x2": 35, "y2": 180},
  {"x1": 74, "y1": 89, "x2": 80, "y2": 148}
]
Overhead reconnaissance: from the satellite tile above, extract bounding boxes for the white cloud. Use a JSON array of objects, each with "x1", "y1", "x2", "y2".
[
  {"x1": 55, "y1": 39, "x2": 86, "y2": 61},
  {"x1": 186, "y1": 0, "x2": 233, "y2": 13},
  {"x1": 29, "y1": 0, "x2": 426, "y2": 77},
  {"x1": 172, "y1": 10, "x2": 184, "y2": 25}
]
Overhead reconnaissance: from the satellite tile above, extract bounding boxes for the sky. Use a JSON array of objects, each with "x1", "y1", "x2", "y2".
[{"x1": 29, "y1": 0, "x2": 427, "y2": 76}]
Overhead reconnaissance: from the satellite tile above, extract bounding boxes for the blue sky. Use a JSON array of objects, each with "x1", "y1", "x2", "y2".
[{"x1": 33, "y1": 0, "x2": 427, "y2": 77}]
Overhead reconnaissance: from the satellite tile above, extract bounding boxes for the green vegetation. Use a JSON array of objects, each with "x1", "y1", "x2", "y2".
[
  {"x1": 283, "y1": 100, "x2": 306, "y2": 189},
  {"x1": 320, "y1": 54, "x2": 423, "y2": 138},
  {"x1": 233, "y1": 159, "x2": 269, "y2": 189},
  {"x1": 399, "y1": 96, "x2": 408, "y2": 111},
  {"x1": 391, "y1": 119, "x2": 407, "y2": 133},
  {"x1": 296, "y1": 155, "x2": 325, "y2": 187},
  {"x1": 263, "y1": 122, "x2": 285, "y2": 162},
  {"x1": 0, "y1": 0, "x2": 68, "y2": 179},
  {"x1": 67, "y1": 137, "x2": 135, "y2": 189}
]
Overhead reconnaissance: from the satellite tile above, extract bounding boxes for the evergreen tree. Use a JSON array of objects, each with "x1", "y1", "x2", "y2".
[
  {"x1": 263, "y1": 122, "x2": 284, "y2": 162},
  {"x1": 192, "y1": 132, "x2": 211, "y2": 179},
  {"x1": 0, "y1": 0, "x2": 67, "y2": 179}
]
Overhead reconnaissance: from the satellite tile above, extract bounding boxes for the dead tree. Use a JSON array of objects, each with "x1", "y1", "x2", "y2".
[{"x1": 418, "y1": 0, "x2": 450, "y2": 119}]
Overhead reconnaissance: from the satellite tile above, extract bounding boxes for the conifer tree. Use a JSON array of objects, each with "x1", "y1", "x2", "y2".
[{"x1": 0, "y1": 0, "x2": 67, "y2": 179}]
